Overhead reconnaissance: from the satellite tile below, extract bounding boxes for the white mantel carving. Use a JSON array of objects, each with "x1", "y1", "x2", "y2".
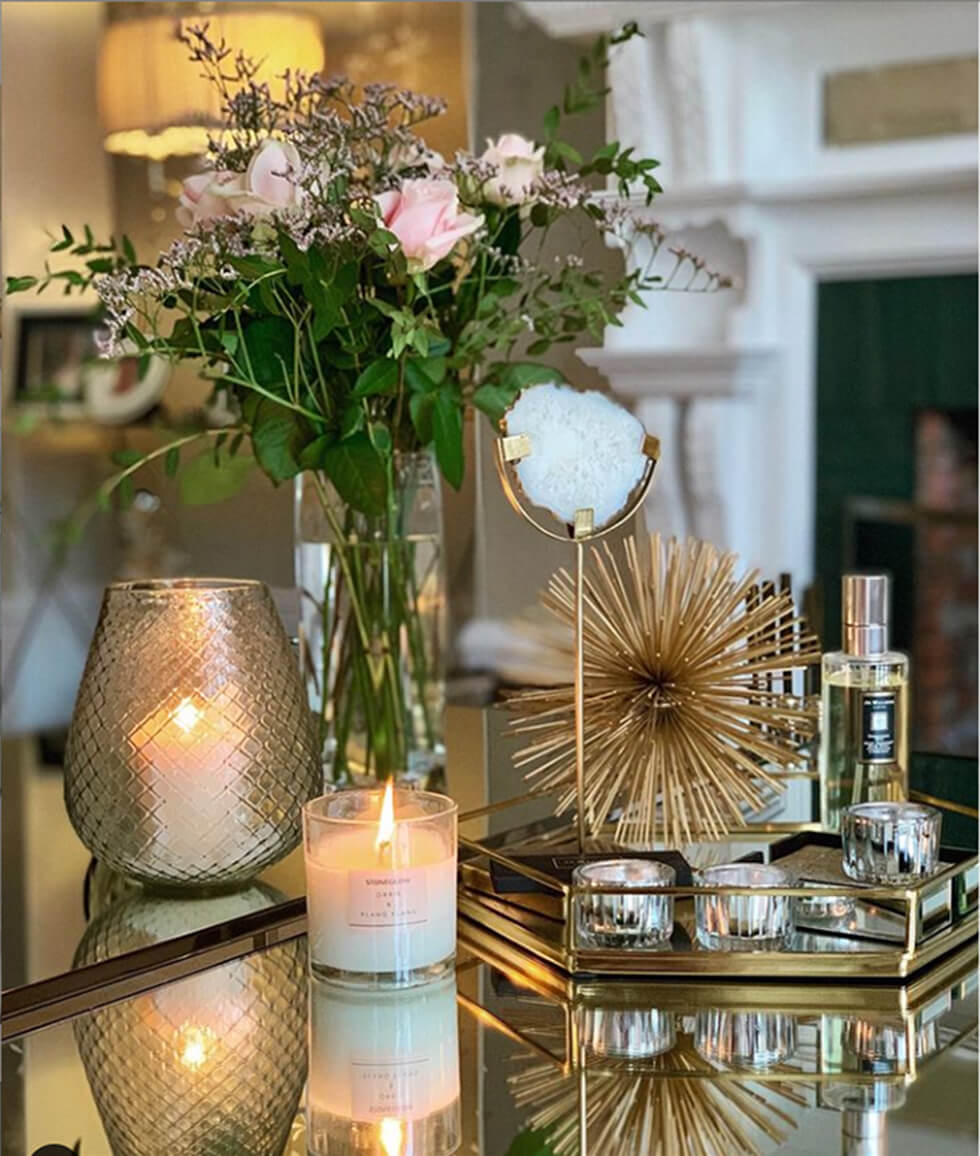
[{"x1": 520, "y1": 0, "x2": 978, "y2": 588}]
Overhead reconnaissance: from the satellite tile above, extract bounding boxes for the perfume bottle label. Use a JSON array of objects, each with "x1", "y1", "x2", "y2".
[{"x1": 859, "y1": 692, "x2": 897, "y2": 763}]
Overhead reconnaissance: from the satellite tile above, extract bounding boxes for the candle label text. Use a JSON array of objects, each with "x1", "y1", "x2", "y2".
[
  {"x1": 348, "y1": 869, "x2": 428, "y2": 928},
  {"x1": 350, "y1": 1056, "x2": 430, "y2": 1119}
]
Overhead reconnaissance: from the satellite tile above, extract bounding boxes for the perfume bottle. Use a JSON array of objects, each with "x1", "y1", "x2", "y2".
[{"x1": 819, "y1": 574, "x2": 909, "y2": 831}]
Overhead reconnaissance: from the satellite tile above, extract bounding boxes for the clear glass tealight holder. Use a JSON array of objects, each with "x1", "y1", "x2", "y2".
[
  {"x1": 573, "y1": 859, "x2": 675, "y2": 950},
  {"x1": 694, "y1": 863, "x2": 795, "y2": 951},
  {"x1": 303, "y1": 787, "x2": 457, "y2": 987},
  {"x1": 841, "y1": 801, "x2": 941, "y2": 884},
  {"x1": 695, "y1": 1009, "x2": 797, "y2": 1069}
]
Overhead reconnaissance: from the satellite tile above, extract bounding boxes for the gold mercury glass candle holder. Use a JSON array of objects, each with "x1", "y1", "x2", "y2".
[
  {"x1": 64, "y1": 578, "x2": 321, "y2": 888},
  {"x1": 306, "y1": 973, "x2": 461, "y2": 1156},
  {"x1": 303, "y1": 783, "x2": 458, "y2": 987}
]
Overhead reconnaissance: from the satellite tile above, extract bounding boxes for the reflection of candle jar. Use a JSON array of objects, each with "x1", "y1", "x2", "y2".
[
  {"x1": 65, "y1": 579, "x2": 320, "y2": 887},
  {"x1": 73, "y1": 886, "x2": 307, "y2": 1156},
  {"x1": 577, "y1": 1005, "x2": 675, "y2": 1064},
  {"x1": 695, "y1": 1009, "x2": 797, "y2": 1070},
  {"x1": 307, "y1": 974, "x2": 461, "y2": 1155}
]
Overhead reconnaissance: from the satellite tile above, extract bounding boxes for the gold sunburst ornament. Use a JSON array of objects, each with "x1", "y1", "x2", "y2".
[{"x1": 507, "y1": 533, "x2": 819, "y2": 847}]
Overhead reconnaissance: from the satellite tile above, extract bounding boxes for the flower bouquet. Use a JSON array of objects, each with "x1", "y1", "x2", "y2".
[{"x1": 9, "y1": 23, "x2": 724, "y2": 782}]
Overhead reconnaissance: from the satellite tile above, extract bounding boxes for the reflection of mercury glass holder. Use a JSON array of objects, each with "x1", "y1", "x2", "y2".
[
  {"x1": 307, "y1": 974, "x2": 461, "y2": 1156},
  {"x1": 494, "y1": 429, "x2": 659, "y2": 848},
  {"x1": 577, "y1": 1005, "x2": 676, "y2": 1064},
  {"x1": 694, "y1": 1009, "x2": 797, "y2": 1070}
]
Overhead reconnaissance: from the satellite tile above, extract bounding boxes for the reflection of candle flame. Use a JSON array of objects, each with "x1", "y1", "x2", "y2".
[
  {"x1": 173, "y1": 697, "x2": 202, "y2": 735},
  {"x1": 176, "y1": 1024, "x2": 215, "y2": 1070},
  {"x1": 375, "y1": 778, "x2": 395, "y2": 853},
  {"x1": 379, "y1": 1117, "x2": 404, "y2": 1156}
]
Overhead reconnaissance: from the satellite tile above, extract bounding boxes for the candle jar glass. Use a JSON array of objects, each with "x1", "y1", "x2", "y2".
[
  {"x1": 64, "y1": 579, "x2": 321, "y2": 888},
  {"x1": 307, "y1": 974, "x2": 461, "y2": 1156},
  {"x1": 577, "y1": 1005, "x2": 676, "y2": 1065},
  {"x1": 695, "y1": 863, "x2": 795, "y2": 951},
  {"x1": 841, "y1": 801, "x2": 942, "y2": 884},
  {"x1": 573, "y1": 859, "x2": 675, "y2": 950},
  {"x1": 303, "y1": 787, "x2": 457, "y2": 987}
]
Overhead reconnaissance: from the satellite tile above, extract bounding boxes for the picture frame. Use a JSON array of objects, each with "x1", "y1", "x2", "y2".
[{"x1": 13, "y1": 309, "x2": 169, "y2": 425}]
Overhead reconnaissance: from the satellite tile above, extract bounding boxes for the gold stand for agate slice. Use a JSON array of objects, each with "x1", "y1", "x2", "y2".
[{"x1": 493, "y1": 429, "x2": 660, "y2": 850}]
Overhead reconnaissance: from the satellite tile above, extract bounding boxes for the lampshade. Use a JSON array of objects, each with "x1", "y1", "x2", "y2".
[{"x1": 97, "y1": 8, "x2": 325, "y2": 160}]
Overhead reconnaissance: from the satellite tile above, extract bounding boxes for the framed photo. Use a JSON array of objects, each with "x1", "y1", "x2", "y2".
[{"x1": 13, "y1": 310, "x2": 169, "y2": 425}]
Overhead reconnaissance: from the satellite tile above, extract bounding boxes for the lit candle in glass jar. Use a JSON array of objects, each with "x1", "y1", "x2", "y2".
[{"x1": 303, "y1": 782, "x2": 458, "y2": 986}]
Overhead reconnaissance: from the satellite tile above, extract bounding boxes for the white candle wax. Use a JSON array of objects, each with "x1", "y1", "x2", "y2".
[
  {"x1": 305, "y1": 788, "x2": 457, "y2": 980},
  {"x1": 308, "y1": 975, "x2": 459, "y2": 1124}
]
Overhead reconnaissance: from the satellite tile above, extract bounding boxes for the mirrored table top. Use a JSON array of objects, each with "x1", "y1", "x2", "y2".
[{"x1": 3, "y1": 914, "x2": 977, "y2": 1156}]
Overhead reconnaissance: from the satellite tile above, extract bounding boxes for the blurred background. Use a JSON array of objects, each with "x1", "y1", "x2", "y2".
[{"x1": 1, "y1": 0, "x2": 976, "y2": 996}]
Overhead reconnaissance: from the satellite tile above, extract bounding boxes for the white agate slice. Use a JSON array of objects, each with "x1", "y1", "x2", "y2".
[{"x1": 504, "y1": 383, "x2": 647, "y2": 529}]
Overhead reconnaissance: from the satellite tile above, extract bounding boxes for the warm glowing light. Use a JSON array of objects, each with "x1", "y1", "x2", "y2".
[
  {"x1": 379, "y1": 1118, "x2": 404, "y2": 1156},
  {"x1": 375, "y1": 779, "x2": 395, "y2": 852},
  {"x1": 97, "y1": 10, "x2": 324, "y2": 159},
  {"x1": 176, "y1": 1025, "x2": 216, "y2": 1070},
  {"x1": 172, "y1": 697, "x2": 201, "y2": 735}
]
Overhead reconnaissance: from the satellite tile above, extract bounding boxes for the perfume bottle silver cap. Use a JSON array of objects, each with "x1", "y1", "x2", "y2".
[{"x1": 842, "y1": 573, "x2": 889, "y2": 656}]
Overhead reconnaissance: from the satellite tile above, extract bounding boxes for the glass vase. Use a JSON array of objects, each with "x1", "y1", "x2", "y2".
[{"x1": 295, "y1": 452, "x2": 447, "y2": 784}]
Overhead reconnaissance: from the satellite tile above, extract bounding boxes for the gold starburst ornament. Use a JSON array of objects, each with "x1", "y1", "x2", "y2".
[{"x1": 507, "y1": 533, "x2": 819, "y2": 847}]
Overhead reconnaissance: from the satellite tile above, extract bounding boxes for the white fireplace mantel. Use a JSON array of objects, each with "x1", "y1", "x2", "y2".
[{"x1": 521, "y1": 0, "x2": 978, "y2": 587}]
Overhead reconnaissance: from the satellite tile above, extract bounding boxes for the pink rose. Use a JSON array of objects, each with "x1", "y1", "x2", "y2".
[
  {"x1": 376, "y1": 178, "x2": 483, "y2": 272},
  {"x1": 176, "y1": 140, "x2": 303, "y2": 227},
  {"x1": 480, "y1": 133, "x2": 545, "y2": 206}
]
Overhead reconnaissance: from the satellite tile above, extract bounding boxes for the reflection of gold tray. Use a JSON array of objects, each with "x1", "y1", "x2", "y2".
[
  {"x1": 457, "y1": 920, "x2": 979, "y2": 1081},
  {"x1": 457, "y1": 818, "x2": 978, "y2": 980}
]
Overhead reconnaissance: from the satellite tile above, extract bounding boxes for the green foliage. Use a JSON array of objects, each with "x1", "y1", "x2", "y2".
[
  {"x1": 318, "y1": 433, "x2": 387, "y2": 516},
  {"x1": 179, "y1": 444, "x2": 255, "y2": 505}
]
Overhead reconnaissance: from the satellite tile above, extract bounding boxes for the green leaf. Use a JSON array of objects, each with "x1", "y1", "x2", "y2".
[
  {"x1": 472, "y1": 383, "x2": 516, "y2": 425},
  {"x1": 409, "y1": 391, "x2": 434, "y2": 443},
  {"x1": 493, "y1": 361, "x2": 564, "y2": 394},
  {"x1": 164, "y1": 446, "x2": 181, "y2": 477},
  {"x1": 6, "y1": 275, "x2": 38, "y2": 294},
  {"x1": 369, "y1": 423, "x2": 392, "y2": 453},
  {"x1": 241, "y1": 315, "x2": 294, "y2": 386},
  {"x1": 246, "y1": 396, "x2": 311, "y2": 483},
  {"x1": 179, "y1": 446, "x2": 255, "y2": 506},
  {"x1": 543, "y1": 104, "x2": 560, "y2": 140},
  {"x1": 298, "y1": 434, "x2": 335, "y2": 471},
  {"x1": 433, "y1": 387, "x2": 463, "y2": 489},
  {"x1": 340, "y1": 401, "x2": 365, "y2": 438},
  {"x1": 320, "y1": 432, "x2": 387, "y2": 516},
  {"x1": 122, "y1": 234, "x2": 137, "y2": 264},
  {"x1": 111, "y1": 449, "x2": 144, "y2": 468},
  {"x1": 353, "y1": 357, "x2": 400, "y2": 397}
]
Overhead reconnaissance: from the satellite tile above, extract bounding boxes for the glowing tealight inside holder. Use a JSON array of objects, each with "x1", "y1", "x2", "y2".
[
  {"x1": 841, "y1": 801, "x2": 941, "y2": 884},
  {"x1": 573, "y1": 859, "x2": 675, "y2": 950},
  {"x1": 303, "y1": 783, "x2": 457, "y2": 987},
  {"x1": 694, "y1": 863, "x2": 795, "y2": 951}
]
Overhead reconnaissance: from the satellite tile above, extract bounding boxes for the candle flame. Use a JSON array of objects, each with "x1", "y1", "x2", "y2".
[
  {"x1": 173, "y1": 697, "x2": 201, "y2": 735},
  {"x1": 176, "y1": 1024, "x2": 215, "y2": 1070},
  {"x1": 375, "y1": 778, "x2": 395, "y2": 852},
  {"x1": 379, "y1": 1118, "x2": 404, "y2": 1156}
]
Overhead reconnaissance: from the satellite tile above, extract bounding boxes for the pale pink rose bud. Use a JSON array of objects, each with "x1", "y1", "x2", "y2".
[{"x1": 375, "y1": 178, "x2": 483, "y2": 272}]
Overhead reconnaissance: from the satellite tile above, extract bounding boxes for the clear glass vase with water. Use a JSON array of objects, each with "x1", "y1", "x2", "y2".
[{"x1": 295, "y1": 452, "x2": 447, "y2": 784}]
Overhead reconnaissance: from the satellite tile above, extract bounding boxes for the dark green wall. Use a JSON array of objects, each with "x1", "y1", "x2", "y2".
[{"x1": 815, "y1": 273, "x2": 978, "y2": 648}]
